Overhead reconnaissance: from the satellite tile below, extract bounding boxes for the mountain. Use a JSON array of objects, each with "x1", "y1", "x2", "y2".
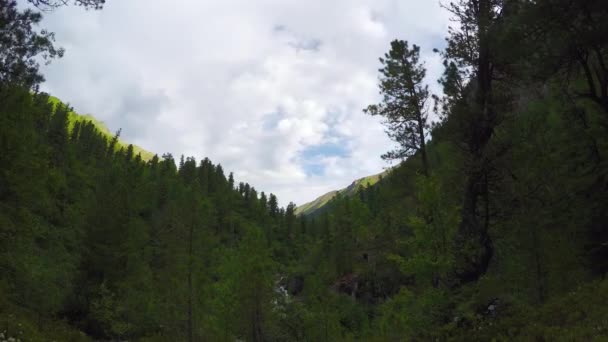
[
  {"x1": 295, "y1": 170, "x2": 389, "y2": 216},
  {"x1": 48, "y1": 96, "x2": 155, "y2": 161}
]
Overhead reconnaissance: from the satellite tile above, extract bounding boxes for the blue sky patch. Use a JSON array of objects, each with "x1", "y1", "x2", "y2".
[
  {"x1": 300, "y1": 141, "x2": 350, "y2": 176},
  {"x1": 262, "y1": 111, "x2": 283, "y2": 130},
  {"x1": 301, "y1": 142, "x2": 349, "y2": 160}
]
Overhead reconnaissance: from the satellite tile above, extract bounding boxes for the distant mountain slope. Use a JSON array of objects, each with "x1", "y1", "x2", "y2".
[
  {"x1": 48, "y1": 96, "x2": 155, "y2": 160},
  {"x1": 295, "y1": 190, "x2": 339, "y2": 216},
  {"x1": 295, "y1": 170, "x2": 389, "y2": 216}
]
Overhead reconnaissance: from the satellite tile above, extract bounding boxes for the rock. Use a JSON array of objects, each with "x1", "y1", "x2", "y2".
[{"x1": 287, "y1": 275, "x2": 304, "y2": 296}]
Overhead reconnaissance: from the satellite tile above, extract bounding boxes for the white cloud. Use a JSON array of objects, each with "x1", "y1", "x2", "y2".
[{"x1": 36, "y1": 0, "x2": 450, "y2": 206}]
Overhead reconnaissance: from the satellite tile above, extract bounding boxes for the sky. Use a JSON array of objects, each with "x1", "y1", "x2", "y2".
[{"x1": 36, "y1": 0, "x2": 450, "y2": 206}]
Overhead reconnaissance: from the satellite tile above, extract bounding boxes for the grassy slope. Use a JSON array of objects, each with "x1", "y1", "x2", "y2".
[
  {"x1": 48, "y1": 96, "x2": 156, "y2": 161},
  {"x1": 295, "y1": 170, "x2": 389, "y2": 216},
  {"x1": 295, "y1": 190, "x2": 339, "y2": 216}
]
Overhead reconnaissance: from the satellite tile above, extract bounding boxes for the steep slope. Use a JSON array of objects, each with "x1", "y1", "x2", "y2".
[
  {"x1": 49, "y1": 96, "x2": 155, "y2": 160},
  {"x1": 295, "y1": 170, "x2": 389, "y2": 216},
  {"x1": 295, "y1": 190, "x2": 339, "y2": 216}
]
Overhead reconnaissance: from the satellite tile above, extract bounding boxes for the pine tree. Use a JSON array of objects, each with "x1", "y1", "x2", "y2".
[
  {"x1": 268, "y1": 194, "x2": 279, "y2": 218},
  {"x1": 365, "y1": 40, "x2": 431, "y2": 176},
  {"x1": 285, "y1": 202, "x2": 297, "y2": 240}
]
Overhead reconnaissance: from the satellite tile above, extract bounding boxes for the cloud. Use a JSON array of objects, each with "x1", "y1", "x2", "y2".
[{"x1": 36, "y1": 0, "x2": 450, "y2": 206}]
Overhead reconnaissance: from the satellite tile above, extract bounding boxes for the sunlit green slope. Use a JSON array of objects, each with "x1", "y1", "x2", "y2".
[
  {"x1": 295, "y1": 170, "x2": 389, "y2": 216},
  {"x1": 48, "y1": 96, "x2": 155, "y2": 160}
]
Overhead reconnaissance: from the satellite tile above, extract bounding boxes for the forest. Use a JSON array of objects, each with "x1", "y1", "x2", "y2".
[{"x1": 1, "y1": 0, "x2": 607, "y2": 341}]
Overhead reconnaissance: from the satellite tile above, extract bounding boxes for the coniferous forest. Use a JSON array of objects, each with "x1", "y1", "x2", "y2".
[{"x1": 1, "y1": 0, "x2": 608, "y2": 341}]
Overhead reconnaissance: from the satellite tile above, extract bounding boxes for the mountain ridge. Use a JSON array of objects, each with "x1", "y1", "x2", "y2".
[
  {"x1": 48, "y1": 96, "x2": 156, "y2": 161},
  {"x1": 295, "y1": 170, "x2": 390, "y2": 215}
]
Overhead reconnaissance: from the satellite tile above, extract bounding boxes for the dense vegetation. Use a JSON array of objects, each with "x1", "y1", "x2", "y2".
[{"x1": 1, "y1": 0, "x2": 607, "y2": 341}]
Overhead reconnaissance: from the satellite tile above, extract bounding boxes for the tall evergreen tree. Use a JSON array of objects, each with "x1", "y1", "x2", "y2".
[{"x1": 365, "y1": 40, "x2": 431, "y2": 176}]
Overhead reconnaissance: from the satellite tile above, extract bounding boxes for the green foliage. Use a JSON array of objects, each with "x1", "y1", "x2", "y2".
[
  {"x1": 389, "y1": 176, "x2": 459, "y2": 287},
  {"x1": 1, "y1": 0, "x2": 608, "y2": 340},
  {"x1": 48, "y1": 96, "x2": 155, "y2": 161},
  {"x1": 0, "y1": 87, "x2": 300, "y2": 340},
  {"x1": 375, "y1": 286, "x2": 451, "y2": 340},
  {"x1": 364, "y1": 39, "x2": 430, "y2": 171},
  {"x1": 288, "y1": 1, "x2": 608, "y2": 340},
  {"x1": 0, "y1": 0, "x2": 64, "y2": 88},
  {"x1": 0, "y1": 299, "x2": 91, "y2": 342}
]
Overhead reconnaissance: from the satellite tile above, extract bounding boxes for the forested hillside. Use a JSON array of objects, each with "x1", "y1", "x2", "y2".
[
  {"x1": 1, "y1": 0, "x2": 608, "y2": 341},
  {"x1": 0, "y1": 87, "x2": 298, "y2": 340},
  {"x1": 295, "y1": 171, "x2": 387, "y2": 216}
]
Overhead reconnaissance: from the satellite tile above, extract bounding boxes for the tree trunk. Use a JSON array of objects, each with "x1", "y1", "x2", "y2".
[
  {"x1": 417, "y1": 112, "x2": 429, "y2": 176},
  {"x1": 187, "y1": 222, "x2": 194, "y2": 342},
  {"x1": 251, "y1": 283, "x2": 264, "y2": 342},
  {"x1": 454, "y1": 0, "x2": 495, "y2": 284},
  {"x1": 455, "y1": 170, "x2": 493, "y2": 283},
  {"x1": 532, "y1": 226, "x2": 546, "y2": 303}
]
